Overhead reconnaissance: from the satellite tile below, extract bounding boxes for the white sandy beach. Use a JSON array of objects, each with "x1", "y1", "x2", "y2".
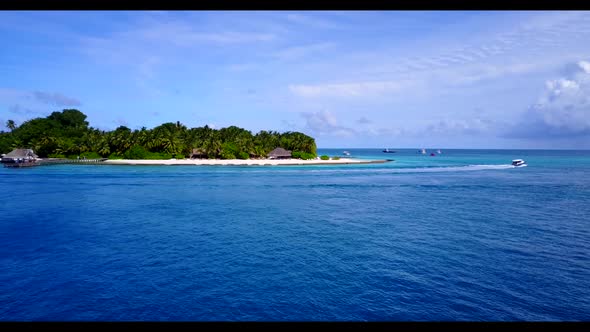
[{"x1": 102, "y1": 158, "x2": 391, "y2": 166}]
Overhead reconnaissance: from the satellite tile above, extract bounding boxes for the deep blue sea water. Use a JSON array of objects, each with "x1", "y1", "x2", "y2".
[{"x1": 1, "y1": 149, "x2": 589, "y2": 321}]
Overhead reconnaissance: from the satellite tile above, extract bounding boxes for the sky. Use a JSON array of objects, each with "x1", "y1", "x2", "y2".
[{"x1": 1, "y1": 10, "x2": 590, "y2": 149}]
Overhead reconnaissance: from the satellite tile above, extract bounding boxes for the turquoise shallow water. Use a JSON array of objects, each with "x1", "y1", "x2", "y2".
[{"x1": 0, "y1": 149, "x2": 589, "y2": 321}]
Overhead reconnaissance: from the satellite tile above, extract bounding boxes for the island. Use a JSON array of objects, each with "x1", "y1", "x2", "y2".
[
  {"x1": 102, "y1": 158, "x2": 390, "y2": 166},
  {"x1": 1, "y1": 109, "x2": 390, "y2": 166}
]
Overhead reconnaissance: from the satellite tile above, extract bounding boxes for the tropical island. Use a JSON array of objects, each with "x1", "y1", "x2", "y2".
[{"x1": 0, "y1": 109, "x2": 388, "y2": 166}]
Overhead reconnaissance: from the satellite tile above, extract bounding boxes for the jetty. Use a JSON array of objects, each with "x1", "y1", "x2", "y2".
[
  {"x1": 3, "y1": 161, "x2": 39, "y2": 168},
  {"x1": 3, "y1": 158, "x2": 108, "y2": 168},
  {"x1": 38, "y1": 158, "x2": 108, "y2": 166}
]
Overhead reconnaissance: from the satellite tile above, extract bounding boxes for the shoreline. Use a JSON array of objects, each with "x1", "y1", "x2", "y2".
[{"x1": 102, "y1": 158, "x2": 392, "y2": 166}]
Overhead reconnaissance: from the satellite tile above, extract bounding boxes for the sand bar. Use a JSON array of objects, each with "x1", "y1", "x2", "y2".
[{"x1": 102, "y1": 158, "x2": 392, "y2": 166}]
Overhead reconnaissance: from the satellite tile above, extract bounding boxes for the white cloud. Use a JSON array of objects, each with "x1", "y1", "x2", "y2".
[
  {"x1": 8, "y1": 104, "x2": 43, "y2": 115},
  {"x1": 1, "y1": 88, "x2": 81, "y2": 114},
  {"x1": 285, "y1": 13, "x2": 590, "y2": 101},
  {"x1": 301, "y1": 110, "x2": 337, "y2": 128},
  {"x1": 505, "y1": 60, "x2": 590, "y2": 138},
  {"x1": 80, "y1": 22, "x2": 276, "y2": 61},
  {"x1": 77, "y1": 17, "x2": 278, "y2": 95},
  {"x1": 285, "y1": 13, "x2": 344, "y2": 30},
  {"x1": 299, "y1": 110, "x2": 356, "y2": 137},
  {"x1": 31, "y1": 91, "x2": 81, "y2": 107},
  {"x1": 137, "y1": 56, "x2": 160, "y2": 81},
  {"x1": 272, "y1": 42, "x2": 336, "y2": 62},
  {"x1": 297, "y1": 110, "x2": 406, "y2": 140},
  {"x1": 290, "y1": 80, "x2": 408, "y2": 98},
  {"x1": 225, "y1": 63, "x2": 259, "y2": 72},
  {"x1": 356, "y1": 117, "x2": 371, "y2": 124},
  {"x1": 133, "y1": 21, "x2": 276, "y2": 46},
  {"x1": 287, "y1": 58, "x2": 548, "y2": 100},
  {"x1": 425, "y1": 118, "x2": 497, "y2": 136},
  {"x1": 360, "y1": 127, "x2": 405, "y2": 137},
  {"x1": 578, "y1": 60, "x2": 590, "y2": 74}
]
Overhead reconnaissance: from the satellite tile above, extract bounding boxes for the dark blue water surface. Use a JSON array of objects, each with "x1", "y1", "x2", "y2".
[{"x1": 1, "y1": 149, "x2": 589, "y2": 321}]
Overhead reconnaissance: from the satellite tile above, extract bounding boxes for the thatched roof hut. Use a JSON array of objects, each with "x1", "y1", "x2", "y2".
[
  {"x1": 268, "y1": 147, "x2": 292, "y2": 159},
  {"x1": 1, "y1": 148, "x2": 38, "y2": 163},
  {"x1": 2, "y1": 149, "x2": 38, "y2": 163},
  {"x1": 190, "y1": 148, "x2": 206, "y2": 159}
]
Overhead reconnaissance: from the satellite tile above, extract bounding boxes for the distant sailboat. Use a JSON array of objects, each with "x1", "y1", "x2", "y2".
[
  {"x1": 437, "y1": 149, "x2": 442, "y2": 154},
  {"x1": 420, "y1": 148, "x2": 426, "y2": 154}
]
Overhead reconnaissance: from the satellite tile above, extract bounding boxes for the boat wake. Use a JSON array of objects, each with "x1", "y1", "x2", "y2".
[
  {"x1": 195, "y1": 164, "x2": 520, "y2": 175},
  {"x1": 388, "y1": 164, "x2": 516, "y2": 173}
]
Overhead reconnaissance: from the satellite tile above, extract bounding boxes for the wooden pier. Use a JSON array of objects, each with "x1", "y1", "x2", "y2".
[
  {"x1": 3, "y1": 161, "x2": 39, "y2": 168},
  {"x1": 3, "y1": 158, "x2": 108, "y2": 168},
  {"x1": 38, "y1": 158, "x2": 108, "y2": 166}
]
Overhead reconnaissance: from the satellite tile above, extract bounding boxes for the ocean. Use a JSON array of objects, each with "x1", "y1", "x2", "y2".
[{"x1": 1, "y1": 149, "x2": 589, "y2": 321}]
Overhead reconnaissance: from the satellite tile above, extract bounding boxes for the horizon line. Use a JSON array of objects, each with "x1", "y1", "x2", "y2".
[{"x1": 317, "y1": 147, "x2": 590, "y2": 151}]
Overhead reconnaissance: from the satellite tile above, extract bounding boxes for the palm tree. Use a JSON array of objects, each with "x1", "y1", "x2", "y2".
[
  {"x1": 10, "y1": 138, "x2": 23, "y2": 150},
  {"x1": 6, "y1": 120, "x2": 16, "y2": 132},
  {"x1": 135, "y1": 127, "x2": 150, "y2": 148},
  {"x1": 110, "y1": 128, "x2": 134, "y2": 154},
  {"x1": 251, "y1": 144, "x2": 266, "y2": 158}
]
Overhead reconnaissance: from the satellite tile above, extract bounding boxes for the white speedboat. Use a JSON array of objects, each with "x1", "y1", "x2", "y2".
[
  {"x1": 343, "y1": 151, "x2": 350, "y2": 156},
  {"x1": 512, "y1": 159, "x2": 527, "y2": 167}
]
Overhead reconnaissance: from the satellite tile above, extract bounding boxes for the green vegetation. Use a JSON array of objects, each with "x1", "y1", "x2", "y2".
[
  {"x1": 80, "y1": 151, "x2": 102, "y2": 159},
  {"x1": 320, "y1": 155, "x2": 330, "y2": 160},
  {"x1": 292, "y1": 151, "x2": 316, "y2": 160},
  {"x1": 332, "y1": 156, "x2": 340, "y2": 160},
  {"x1": 0, "y1": 109, "x2": 317, "y2": 160}
]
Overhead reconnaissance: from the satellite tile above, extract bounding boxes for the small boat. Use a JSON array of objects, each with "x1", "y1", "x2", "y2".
[
  {"x1": 511, "y1": 159, "x2": 527, "y2": 167},
  {"x1": 437, "y1": 149, "x2": 442, "y2": 154},
  {"x1": 382, "y1": 149, "x2": 396, "y2": 153},
  {"x1": 430, "y1": 153, "x2": 436, "y2": 156},
  {"x1": 343, "y1": 151, "x2": 351, "y2": 156},
  {"x1": 420, "y1": 148, "x2": 426, "y2": 154}
]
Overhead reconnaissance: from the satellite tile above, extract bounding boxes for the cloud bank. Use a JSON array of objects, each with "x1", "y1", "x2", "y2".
[
  {"x1": 504, "y1": 60, "x2": 590, "y2": 138},
  {"x1": 31, "y1": 91, "x2": 81, "y2": 107},
  {"x1": 299, "y1": 110, "x2": 356, "y2": 137}
]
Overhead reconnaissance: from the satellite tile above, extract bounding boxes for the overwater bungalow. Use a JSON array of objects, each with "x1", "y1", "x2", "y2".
[
  {"x1": 2, "y1": 148, "x2": 40, "y2": 168},
  {"x1": 1, "y1": 148, "x2": 39, "y2": 163},
  {"x1": 268, "y1": 147, "x2": 292, "y2": 160}
]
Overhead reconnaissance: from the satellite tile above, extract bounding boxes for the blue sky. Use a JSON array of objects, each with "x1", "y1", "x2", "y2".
[{"x1": 1, "y1": 10, "x2": 590, "y2": 149}]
